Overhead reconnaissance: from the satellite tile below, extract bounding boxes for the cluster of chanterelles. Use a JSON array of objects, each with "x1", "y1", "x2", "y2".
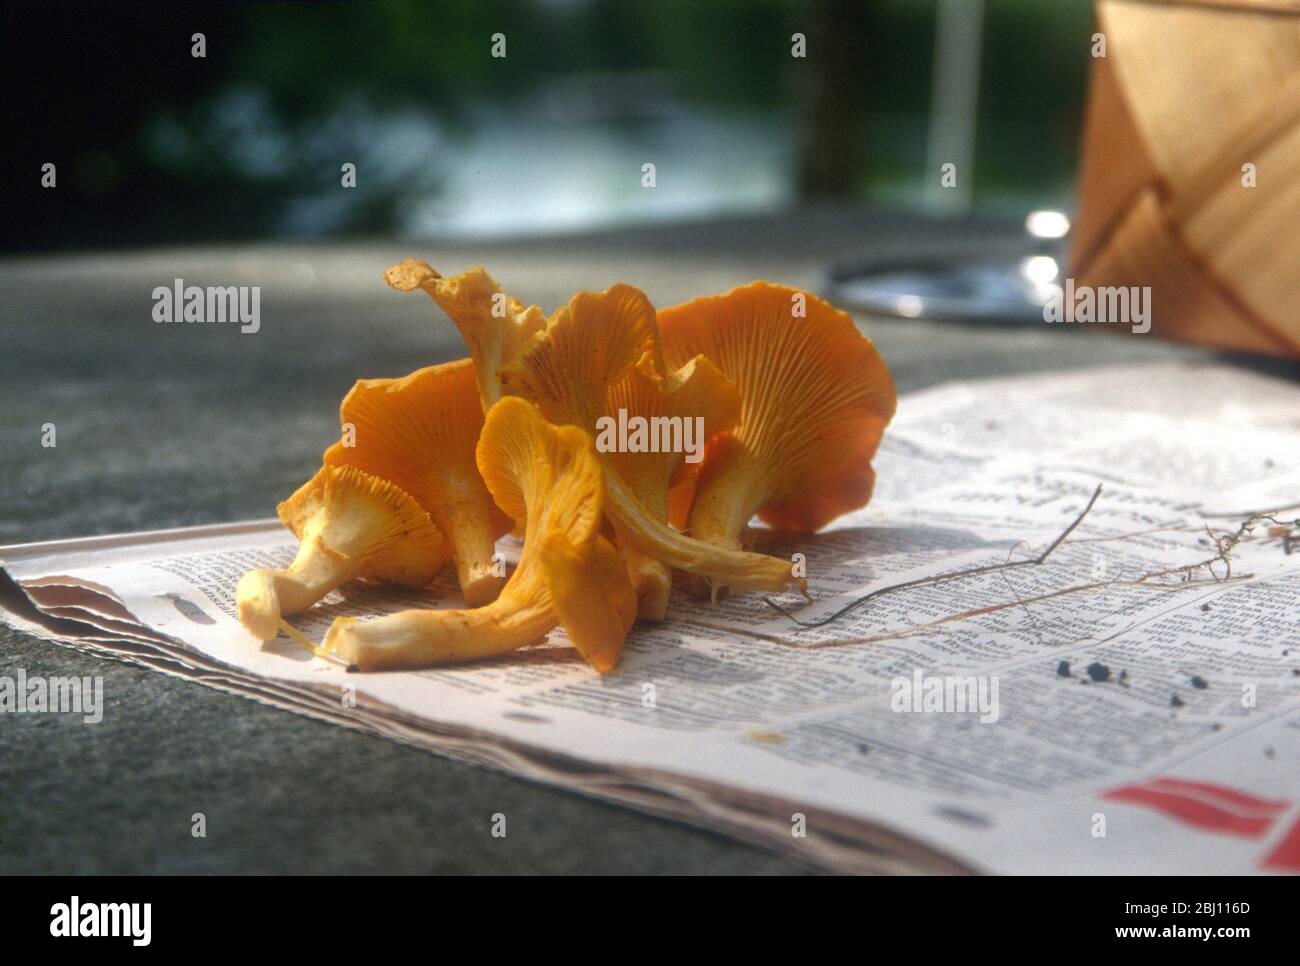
[{"x1": 235, "y1": 263, "x2": 896, "y2": 673}]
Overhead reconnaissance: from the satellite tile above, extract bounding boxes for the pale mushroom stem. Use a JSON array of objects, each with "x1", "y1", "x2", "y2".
[
  {"x1": 615, "y1": 535, "x2": 673, "y2": 620},
  {"x1": 686, "y1": 468, "x2": 767, "y2": 550},
  {"x1": 324, "y1": 596, "x2": 554, "y2": 671},
  {"x1": 685, "y1": 457, "x2": 773, "y2": 598},
  {"x1": 438, "y1": 498, "x2": 506, "y2": 607},
  {"x1": 609, "y1": 458, "x2": 676, "y2": 620},
  {"x1": 603, "y1": 473, "x2": 797, "y2": 598},
  {"x1": 235, "y1": 539, "x2": 362, "y2": 641}
]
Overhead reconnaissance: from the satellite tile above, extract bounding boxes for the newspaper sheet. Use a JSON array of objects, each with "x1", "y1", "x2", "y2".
[{"x1": 3, "y1": 359, "x2": 1298, "y2": 874}]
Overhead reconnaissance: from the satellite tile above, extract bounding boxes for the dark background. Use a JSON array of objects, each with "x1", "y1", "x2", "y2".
[{"x1": 2, "y1": 0, "x2": 1091, "y2": 253}]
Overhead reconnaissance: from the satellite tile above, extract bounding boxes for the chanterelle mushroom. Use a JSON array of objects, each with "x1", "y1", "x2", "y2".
[
  {"x1": 658, "y1": 281, "x2": 897, "y2": 595},
  {"x1": 324, "y1": 358, "x2": 510, "y2": 607},
  {"x1": 501, "y1": 284, "x2": 804, "y2": 600},
  {"x1": 604, "y1": 356, "x2": 741, "y2": 619},
  {"x1": 384, "y1": 259, "x2": 546, "y2": 410},
  {"x1": 323, "y1": 397, "x2": 637, "y2": 673},
  {"x1": 236, "y1": 465, "x2": 445, "y2": 642}
]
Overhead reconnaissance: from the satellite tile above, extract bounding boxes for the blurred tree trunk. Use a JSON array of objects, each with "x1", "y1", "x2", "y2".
[{"x1": 796, "y1": 0, "x2": 872, "y2": 201}]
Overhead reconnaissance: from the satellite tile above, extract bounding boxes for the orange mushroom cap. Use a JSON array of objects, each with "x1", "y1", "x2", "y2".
[
  {"x1": 236, "y1": 465, "x2": 445, "y2": 641},
  {"x1": 658, "y1": 281, "x2": 896, "y2": 590},
  {"x1": 324, "y1": 358, "x2": 511, "y2": 607},
  {"x1": 540, "y1": 530, "x2": 637, "y2": 673},
  {"x1": 499, "y1": 283, "x2": 663, "y2": 428},
  {"x1": 323, "y1": 397, "x2": 636, "y2": 673},
  {"x1": 384, "y1": 259, "x2": 546, "y2": 410}
]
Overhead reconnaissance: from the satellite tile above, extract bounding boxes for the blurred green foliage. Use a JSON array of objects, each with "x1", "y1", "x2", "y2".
[{"x1": 3, "y1": 0, "x2": 1094, "y2": 252}]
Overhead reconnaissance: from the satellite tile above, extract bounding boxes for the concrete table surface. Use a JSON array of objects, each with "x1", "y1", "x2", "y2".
[{"x1": 0, "y1": 208, "x2": 1217, "y2": 873}]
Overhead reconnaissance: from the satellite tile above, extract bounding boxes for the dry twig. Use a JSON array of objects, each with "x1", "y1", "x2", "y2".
[
  {"x1": 763, "y1": 484, "x2": 1103, "y2": 629},
  {"x1": 763, "y1": 488, "x2": 1298, "y2": 636}
]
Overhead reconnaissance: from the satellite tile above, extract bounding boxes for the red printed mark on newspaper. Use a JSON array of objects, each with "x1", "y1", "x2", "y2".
[{"x1": 1104, "y1": 777, "x2": 1300, "y2": 871}]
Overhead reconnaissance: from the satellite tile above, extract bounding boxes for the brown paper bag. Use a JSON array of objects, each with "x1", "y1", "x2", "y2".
[{"x1": 1070, "y1": 0, "x2": 1300, "y2": 356}]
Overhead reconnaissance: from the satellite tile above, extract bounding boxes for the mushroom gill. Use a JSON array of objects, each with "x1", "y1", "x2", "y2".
[
  {"x1": 657, "y1": 281, "x2": 897, "y2": 595},
  {"x1": 236, "y1": 465, "x2": 444, "y2": 642}
]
